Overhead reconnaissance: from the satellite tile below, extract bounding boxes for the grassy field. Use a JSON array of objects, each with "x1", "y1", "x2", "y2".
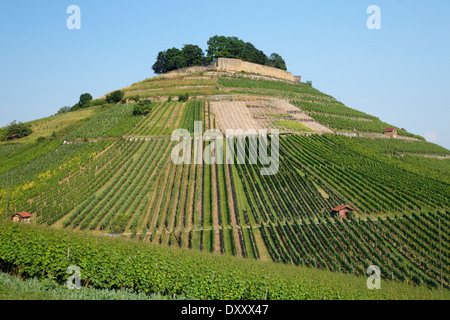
[
  {"x1": 14, "y1": 107, "x2": 99, "y2": 143},
  {"x1": 0, "y1": 272, "x2": 183, "y2": 300},
  {"x1": 272, "y1": 119, "x2": 314, "y2": 132}
]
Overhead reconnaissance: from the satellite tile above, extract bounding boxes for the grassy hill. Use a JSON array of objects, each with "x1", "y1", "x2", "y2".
[{"x1": 0, "y1": 69, "x2": 449, "y2": 299}]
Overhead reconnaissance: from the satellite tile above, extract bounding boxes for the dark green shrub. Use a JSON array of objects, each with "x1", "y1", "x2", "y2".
[
  {"x1": 90, "y1": 99, "x2": 107, "y2": 107},
  {"x1": 70, "y1": 103, "x2": 81, "y2": 112},
  {"x1": 178, "y1": 92, "x2": 189, "y2": 102},
  {"x1": 56, "y1": 106, "x2": 71, "y2": 115},
  {"x1": 132, "y1": 100, "x2": 153, "y2": 116},
  {"x1": 106, "y1": 90, "x2": 125, "y2": 104},
  {"x1": 4, "y1": 121, "x2": 32, "y2": 140}
]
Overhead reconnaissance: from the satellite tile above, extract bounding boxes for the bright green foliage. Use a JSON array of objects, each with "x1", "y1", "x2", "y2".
[
  {"x1": 1, "y1": 222, "x2": 448, "y2": 300},
  {"x1": 0, "y1": 140, "x2": 60, "y2": 174},
  {"x1": 132, "y1": 100, "x2": 153, "y2": 116},
  {"x1": 291, "y1": 100, "x2": 376, "y2": 119},
  {"x1": 0, "y1": 272, "x2": 184, "y2": 300},
  {"x1": 273, "y1": 119, "x2": 313, "y2": 132},
  {"x1": 65, "y1": 104, "x2": 138, "y2": 139}
]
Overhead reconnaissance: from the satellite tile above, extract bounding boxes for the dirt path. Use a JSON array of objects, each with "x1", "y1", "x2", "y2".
[
  {"x1": 396, "y1": 152, "x2": 450, "y2": 159},
  {"x1": 251, "y1": 227, "x2": 270, "y2": 262},
  {"x1": 211, "y1": 163, "x2": 221, "y2": 253}
]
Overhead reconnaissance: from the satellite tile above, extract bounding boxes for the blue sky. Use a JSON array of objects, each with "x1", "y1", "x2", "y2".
[{"x1": 0, "y1": 0, "x2": 449, "y2": 148}]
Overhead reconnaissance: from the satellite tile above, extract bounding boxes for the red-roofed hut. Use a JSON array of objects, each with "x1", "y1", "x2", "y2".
[{"x1": 12, "y1": 212, "x2": 32, "y2": 223}]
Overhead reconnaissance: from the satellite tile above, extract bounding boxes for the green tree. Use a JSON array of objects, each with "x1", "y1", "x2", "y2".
[
  {"x1": 132, "y1": 100, "x2": 153, "y2": 116},
  {"x1": 56, "y1": 106, "x2": 71, "y2": 115},
  {"x1": 206, "y1": 35, "x2": 246, "y2": 60},
  {"x1": 152, "y1": 48, "x2": 187, "y2": 74},
  {"x1": 152, "y1": 51, "x2": 168, "y2": 74},
  {"x1": 268, "y1": 53, "x2": 287, "y2": 71},
  {"x1": 0, "y1": 127, "x2": 7, "y2": 141},
  {"x1": 178, "y1": 92, "x2": 189, "y2": 102},
  {"x1": 79, "y1": 93, "x2": 93, "y2": 108},
  {"x1": 242, "y1": 42, "x2": 268, "y2": 65},
  {"x1": 105, "y1": 90, "x2": 124, "y2": 103},
  {"x1": 181, "y1": 44, "x2": 204, "y2": 67},
  {"x1": 4, "y1": 121, "x2": 32, "y2": 140},
  {"x1": 165, "y1": 47, "x2": 185, "y2": 71},
  {"x1": 70, "y1": 103, "x2": 81, "y2": 112}
]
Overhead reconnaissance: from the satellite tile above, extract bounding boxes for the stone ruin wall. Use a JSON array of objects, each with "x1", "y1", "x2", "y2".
[{"x1": 215, "y1": 58, "x2": 296, "y2": 82}]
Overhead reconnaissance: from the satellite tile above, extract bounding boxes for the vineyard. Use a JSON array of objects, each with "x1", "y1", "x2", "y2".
[
  {"x1": 0, "y1": 71, "x2": 449, "y2": 298},
  {"x1": 1, "y1": 222, "x2": 448, "y2": 300}
]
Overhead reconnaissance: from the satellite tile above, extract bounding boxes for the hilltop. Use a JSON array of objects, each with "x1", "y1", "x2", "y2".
[{"x1": 0, "y1": 61, "x2": 449, "y2": 299}]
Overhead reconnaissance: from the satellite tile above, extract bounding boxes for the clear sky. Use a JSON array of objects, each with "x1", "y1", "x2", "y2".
[{"x1": 0, "y1": 0, "x2": 449, "y2": 149}]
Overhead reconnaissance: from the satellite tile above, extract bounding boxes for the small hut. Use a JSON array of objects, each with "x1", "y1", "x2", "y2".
[
  {"x1": 330, "y1": 205, "x2": 355, "y2": 220},
  {"x1": 384, "y1": 127, "x2": 398, "y2": 138},
  {"x1": 12, "y1": 212, "x2": 32, "y2": 223}
]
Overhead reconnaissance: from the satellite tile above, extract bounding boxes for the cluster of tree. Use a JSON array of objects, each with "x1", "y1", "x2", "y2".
[
  {"x1": 206, "y1": 35, "x2": 287, "y2": 70},
  {"x1": 152, "y1": 35, "x2": 287, "y2": 74},
  {"x1": 152, "y1": 44, "x2": 205, "y2": 74},
  {"x1": 132, "y1": 100, "x2": 153, "y2": 116},
  {"x1": 56, "y1": 90, "x2": 125, "y2": 116},
  {"x1": 0, "y1": 121, "x2": 33, "y2": 141}
]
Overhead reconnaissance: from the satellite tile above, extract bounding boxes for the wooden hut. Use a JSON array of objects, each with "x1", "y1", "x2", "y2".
[
  {"x1": 330, "y1": 205, "x2": 355, "y2": 220},
  {"x1": 12, "y1": 212, "x2": 32, "y2": 223}
]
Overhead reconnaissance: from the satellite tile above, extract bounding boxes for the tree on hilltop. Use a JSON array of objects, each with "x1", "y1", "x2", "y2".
[
  {"x1": 206, "y1": 35, "x2": 245, "y2": 60},
  {"x1": 152, "y1": 36, "x2": 288, "y2": 74},
  {"x1": 79, "y1": 93, "x2": 93, "y2": 108},
  {"x1": 182, "y1": 44, "x2": 204, "y2": 67},
  {"x1": 268, "y1": 53, "x2": 287, "y2": 71},
  {"x1": 152, "y1": 45, "x2": 205, "y2": 74},
  {"x1": 242, "y1": 42, "x2": 268, "y2": 65},
  {"x1": 206, "y1": 35, "x2": 287, "y2": 70}
]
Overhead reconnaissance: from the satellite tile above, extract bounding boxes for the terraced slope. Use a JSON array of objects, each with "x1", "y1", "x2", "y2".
[{"x1": 0, "y1": 71, "x2": 448, "y2": 291}]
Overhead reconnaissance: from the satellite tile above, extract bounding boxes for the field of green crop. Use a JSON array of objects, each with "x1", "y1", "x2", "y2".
[
  {"x1": 1, "y1": 222, "x2": 448, "y2": 300},
  {"x1": 0, "y1": 73, "x2": 449, "y2": 299}
]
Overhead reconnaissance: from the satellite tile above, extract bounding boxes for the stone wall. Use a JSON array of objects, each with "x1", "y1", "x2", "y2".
[{"x1": 215, "y1": 58, "x2": 295, "y2": 82}]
